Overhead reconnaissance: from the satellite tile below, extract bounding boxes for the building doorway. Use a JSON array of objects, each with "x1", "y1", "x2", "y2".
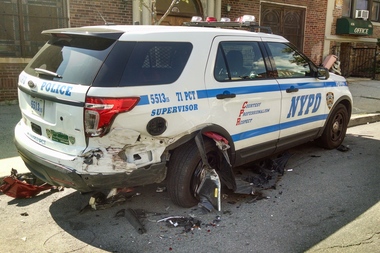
[{"x1": 261, "y1": 3, "x2": 305, "y2": 50}]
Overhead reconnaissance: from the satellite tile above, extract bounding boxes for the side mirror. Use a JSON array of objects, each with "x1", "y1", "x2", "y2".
[{"x1": 317, "y1": 67, "x2": 330, "y2": 80}]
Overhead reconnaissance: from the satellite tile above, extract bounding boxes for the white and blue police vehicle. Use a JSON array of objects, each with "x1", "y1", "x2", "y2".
[{"x1": 14, "y1": 16, "x2": 352, "y2": 207}]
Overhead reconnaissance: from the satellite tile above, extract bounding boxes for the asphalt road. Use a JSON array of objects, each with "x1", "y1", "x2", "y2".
[{"x1": 1, "y1": 122, "x2": 379, "y2": 253}]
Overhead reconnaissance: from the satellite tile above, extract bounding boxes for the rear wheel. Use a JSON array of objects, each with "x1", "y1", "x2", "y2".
[
  {"x1": 316, "y1": 104, "x2": 349, "y2": 149},
  {"x1": 167, "y1": 139, "x2": 220, "y2": 208}
]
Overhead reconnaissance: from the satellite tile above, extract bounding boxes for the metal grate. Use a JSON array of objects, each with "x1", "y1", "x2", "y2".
[
  {"x1": 350, "y1": 47, "x2": 377, "y2": 78},
  {"x1": 0, "y1": 0, "x2": 68, "y2": 58}
]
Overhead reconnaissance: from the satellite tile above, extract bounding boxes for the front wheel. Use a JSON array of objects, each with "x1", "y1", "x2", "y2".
[
  {"x1": 166, "y1": 139, "x2": 220, "y2": 208},
  {"x1": 316, "y1": 104, "x2": 349, "y2": 149}
]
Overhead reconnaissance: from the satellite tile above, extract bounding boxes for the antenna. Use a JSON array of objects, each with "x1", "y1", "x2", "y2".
[{"x1": 97, "y1": 10, "x2": 115, "y2": 25}]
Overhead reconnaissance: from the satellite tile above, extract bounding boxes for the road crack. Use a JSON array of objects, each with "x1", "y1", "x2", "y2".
[{"x1": 310, "y1": 231, "x2": 380, "y2": 252}]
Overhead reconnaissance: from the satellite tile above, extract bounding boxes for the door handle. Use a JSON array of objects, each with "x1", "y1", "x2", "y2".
[
  {"x1": 216, "y1": 93, "x2": 236, "y2": 99},
  {"x1": 286, "y1": 86, "x2": 299, "y2": 93}
]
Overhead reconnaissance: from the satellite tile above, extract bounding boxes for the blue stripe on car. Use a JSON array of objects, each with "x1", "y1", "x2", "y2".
[
  {"x1": 231, "y1": 114, "x2": 327, "y2": 142},
  {"x1": 137, "y1": 81, "x2": 342, "y2": 106}
]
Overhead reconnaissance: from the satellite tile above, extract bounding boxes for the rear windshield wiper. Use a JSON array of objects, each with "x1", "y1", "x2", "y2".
[{"x1": 34, "y1": 68, "x2": 62, "y2": 78}]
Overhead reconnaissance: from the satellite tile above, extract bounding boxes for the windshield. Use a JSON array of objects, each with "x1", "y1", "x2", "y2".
[{"x1": 24, "y1": 35, "x2": 116, "y2": 85}]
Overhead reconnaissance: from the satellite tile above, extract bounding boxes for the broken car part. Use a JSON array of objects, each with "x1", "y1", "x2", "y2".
[
  {"x1": 195, "y1": 132, "x2": 221, "y2": 212},
  {"x1": 0, "y1": 169, "x2": 54, "y2": 198},
  {"x1": 157, "y1": 216, "x2": 201, "y2": 233},
  {"x1": 115, "y1": 208, "x2": 146, "y2": 234}
]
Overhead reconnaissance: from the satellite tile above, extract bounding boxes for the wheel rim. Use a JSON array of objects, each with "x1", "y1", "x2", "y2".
[
  {"x1": 331, "y1": 112, "x2": 344, "y2": 141},
  {"x1": 190, "y1": 150, "x2": 219, "y2": 197}
]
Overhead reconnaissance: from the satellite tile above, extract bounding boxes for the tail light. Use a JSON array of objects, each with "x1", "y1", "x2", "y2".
[{"x1": 84, "y1": 97, "x2": 140, "y2": 137}]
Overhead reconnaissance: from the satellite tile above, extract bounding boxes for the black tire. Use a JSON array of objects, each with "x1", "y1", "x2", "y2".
[
  {"x1": 316, "y1": 104, "x2": 349, "y2": 149},
  {"x1": 167, "y1": 138, "x2": 220, "y2": 208}
]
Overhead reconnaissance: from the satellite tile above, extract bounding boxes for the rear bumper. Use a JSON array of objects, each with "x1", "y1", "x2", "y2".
[{"x1": 14, "y1": 126, "x2": 167, "y2": 192}]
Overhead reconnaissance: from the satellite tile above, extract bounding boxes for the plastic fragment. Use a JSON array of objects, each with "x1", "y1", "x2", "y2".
[
  {"x1": 156, "y1": 186, "x2": 167, "y2": 193},
  {"x1": 157, "y1": 216, "x2": 185, "y2": 223},
  {"x1": 81, "y1": 190, "x2": 132, "y2": 212},
  {"x1": 337, "y1": 144, "x2": 350, "y2": 152},
  {"x1": 157, "y1": 216, "x2": 201, "y2": 233}
]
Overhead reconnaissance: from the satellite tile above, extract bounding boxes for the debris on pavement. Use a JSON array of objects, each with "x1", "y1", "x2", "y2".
[
  {"x1": 157, "y1": 216, "x2": 202, "y2": 233},
  {"x1": 115, "y1": 208, "x2": 147, "y2": 234},
  {"x1": 0, "y1": 169, "x2": 55, "y2": 198},
  {"x1": 337, "y1": 144, "x2": 350, "y2": 152},
  {"x1": 80, "y1": 189, "x2": 135, "y2": 213},
  {"x1": 156, "y1": 186, "x2": 167, "y2": 193},
  {"x1": 236, "y1": 152, "x2": 293, "y2": 192}
]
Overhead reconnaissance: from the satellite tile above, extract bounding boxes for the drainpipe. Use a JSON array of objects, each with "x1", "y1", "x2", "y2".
[
  {"x1": 207, "y1": 0, "x2": 214, "y2": 17},
  {"x1": 142, "y1": 0, "x2": 151, "y2": 25},
  {"x1": 132, "y1": 0, "x2": 141, "y2": 25},
  {"x1": 323, "y1": 0, "x2": 335, "y2": 58},
  {"x1": 215, "y1": 0, "x2": 221, "y2": 20}
]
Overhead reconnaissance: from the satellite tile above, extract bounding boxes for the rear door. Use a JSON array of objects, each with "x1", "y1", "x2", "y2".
[
  {"x1": 18, "y1": 32, "x2": 120, "y2": 155},
  {"x1": 204, "y1": 36, "x2": 281, "y2": 164},
  {"x1": 264, "y1": 42, "x2": 328, "y2": 150}
]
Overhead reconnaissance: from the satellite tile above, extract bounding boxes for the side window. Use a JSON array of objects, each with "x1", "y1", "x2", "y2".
[
  {"x1": 266, "y1": 42, "x2": 311, "y2": 78},
  {"x1": 119, "y1": 42, "x2": 193, "y2": 86},
  {"x1": 214, "y1": 41, "x2": 267, "y2": 82}
]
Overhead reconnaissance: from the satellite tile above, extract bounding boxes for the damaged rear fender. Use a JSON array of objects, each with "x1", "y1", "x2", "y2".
[{"x1": 83, "y1": 128, "x2": 177, "y2": 173}]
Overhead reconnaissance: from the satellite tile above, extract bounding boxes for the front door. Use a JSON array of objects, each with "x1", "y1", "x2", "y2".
[
  {"x1": 205, "y1": 37, "x2": 281, "y2": 164},
  {"x1": 264, "y1": 42, "x2": 327, "y2": 151}
]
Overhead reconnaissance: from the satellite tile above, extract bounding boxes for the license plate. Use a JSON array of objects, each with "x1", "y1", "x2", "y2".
[
  {"x1": 51, "y1": 130, "x2": 69, "y2": 145},
  {"x1": 31, "y1": 97, "x2": 44, "y2": 116}
]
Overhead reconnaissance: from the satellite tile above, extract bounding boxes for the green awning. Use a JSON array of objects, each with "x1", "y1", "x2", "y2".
[{"x1": 336, "y1": 17, "x2": 373, "y2": 35}]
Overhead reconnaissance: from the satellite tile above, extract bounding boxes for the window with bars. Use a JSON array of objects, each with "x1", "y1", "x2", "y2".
[{"x1": 0, "y1": 0, "x2": 68, "y2": 58}]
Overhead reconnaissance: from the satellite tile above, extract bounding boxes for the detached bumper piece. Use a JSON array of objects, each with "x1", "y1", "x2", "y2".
[{"x1": 0, "y1": 169, "x2": 54, "y2": 198}]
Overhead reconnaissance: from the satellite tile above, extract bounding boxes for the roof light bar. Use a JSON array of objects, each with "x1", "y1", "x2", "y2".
[
  {"x1": 183, "y1": 15, "x2": 272, "y2": 34},
  {"x1": 220, "y1": 17, "x2": 231, "y2": 22},
  {"x1": 237, "y1": 15, "x2": 256, "y2": 23},
  {"x1": 191, "y1": 16, "x2": 202, "y2": 22}
]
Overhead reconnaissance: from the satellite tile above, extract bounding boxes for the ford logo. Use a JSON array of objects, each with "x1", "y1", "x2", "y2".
[{"x1": 28, "y1": 80, "x2": 36, "y2": 88}]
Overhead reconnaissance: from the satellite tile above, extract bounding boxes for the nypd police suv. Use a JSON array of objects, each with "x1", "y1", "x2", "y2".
[{"x1": 14, "y1": 17, "x2": 352, "y2": 208}]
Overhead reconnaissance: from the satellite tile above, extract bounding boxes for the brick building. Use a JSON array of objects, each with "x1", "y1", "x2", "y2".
[{"x1": 1, "y1": 0, "x2": 379, "y2": 102}]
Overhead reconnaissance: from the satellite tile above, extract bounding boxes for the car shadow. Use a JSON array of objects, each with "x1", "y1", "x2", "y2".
[{"x1": 47, "y1": 132, "x2": 380, "y2": 253}]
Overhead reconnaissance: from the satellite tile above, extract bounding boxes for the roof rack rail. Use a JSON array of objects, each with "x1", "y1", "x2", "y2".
[{"x1": 182, "y1": 21, "x2": 272, "y2": 34}]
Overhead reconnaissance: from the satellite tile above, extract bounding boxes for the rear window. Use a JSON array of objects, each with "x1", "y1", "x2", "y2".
[
  {"x1": 24, "y1": 35, "x2": 116, "y2": 85},
  {"x1": 93, "y1": 41, "x2": 193, "y2": 87}
]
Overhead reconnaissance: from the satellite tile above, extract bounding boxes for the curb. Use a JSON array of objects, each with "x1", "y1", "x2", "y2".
[
  {"x1": 348, "y1": 113, "x2": 380, "y2": 128},
  {"x1": 1, "y1": 114, "x2": 380, "y2": 184}
]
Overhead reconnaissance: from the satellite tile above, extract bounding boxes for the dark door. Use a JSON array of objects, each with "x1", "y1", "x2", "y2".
[{"x1": 261, "y1": 3, "x2": 305, "y2": 50}]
